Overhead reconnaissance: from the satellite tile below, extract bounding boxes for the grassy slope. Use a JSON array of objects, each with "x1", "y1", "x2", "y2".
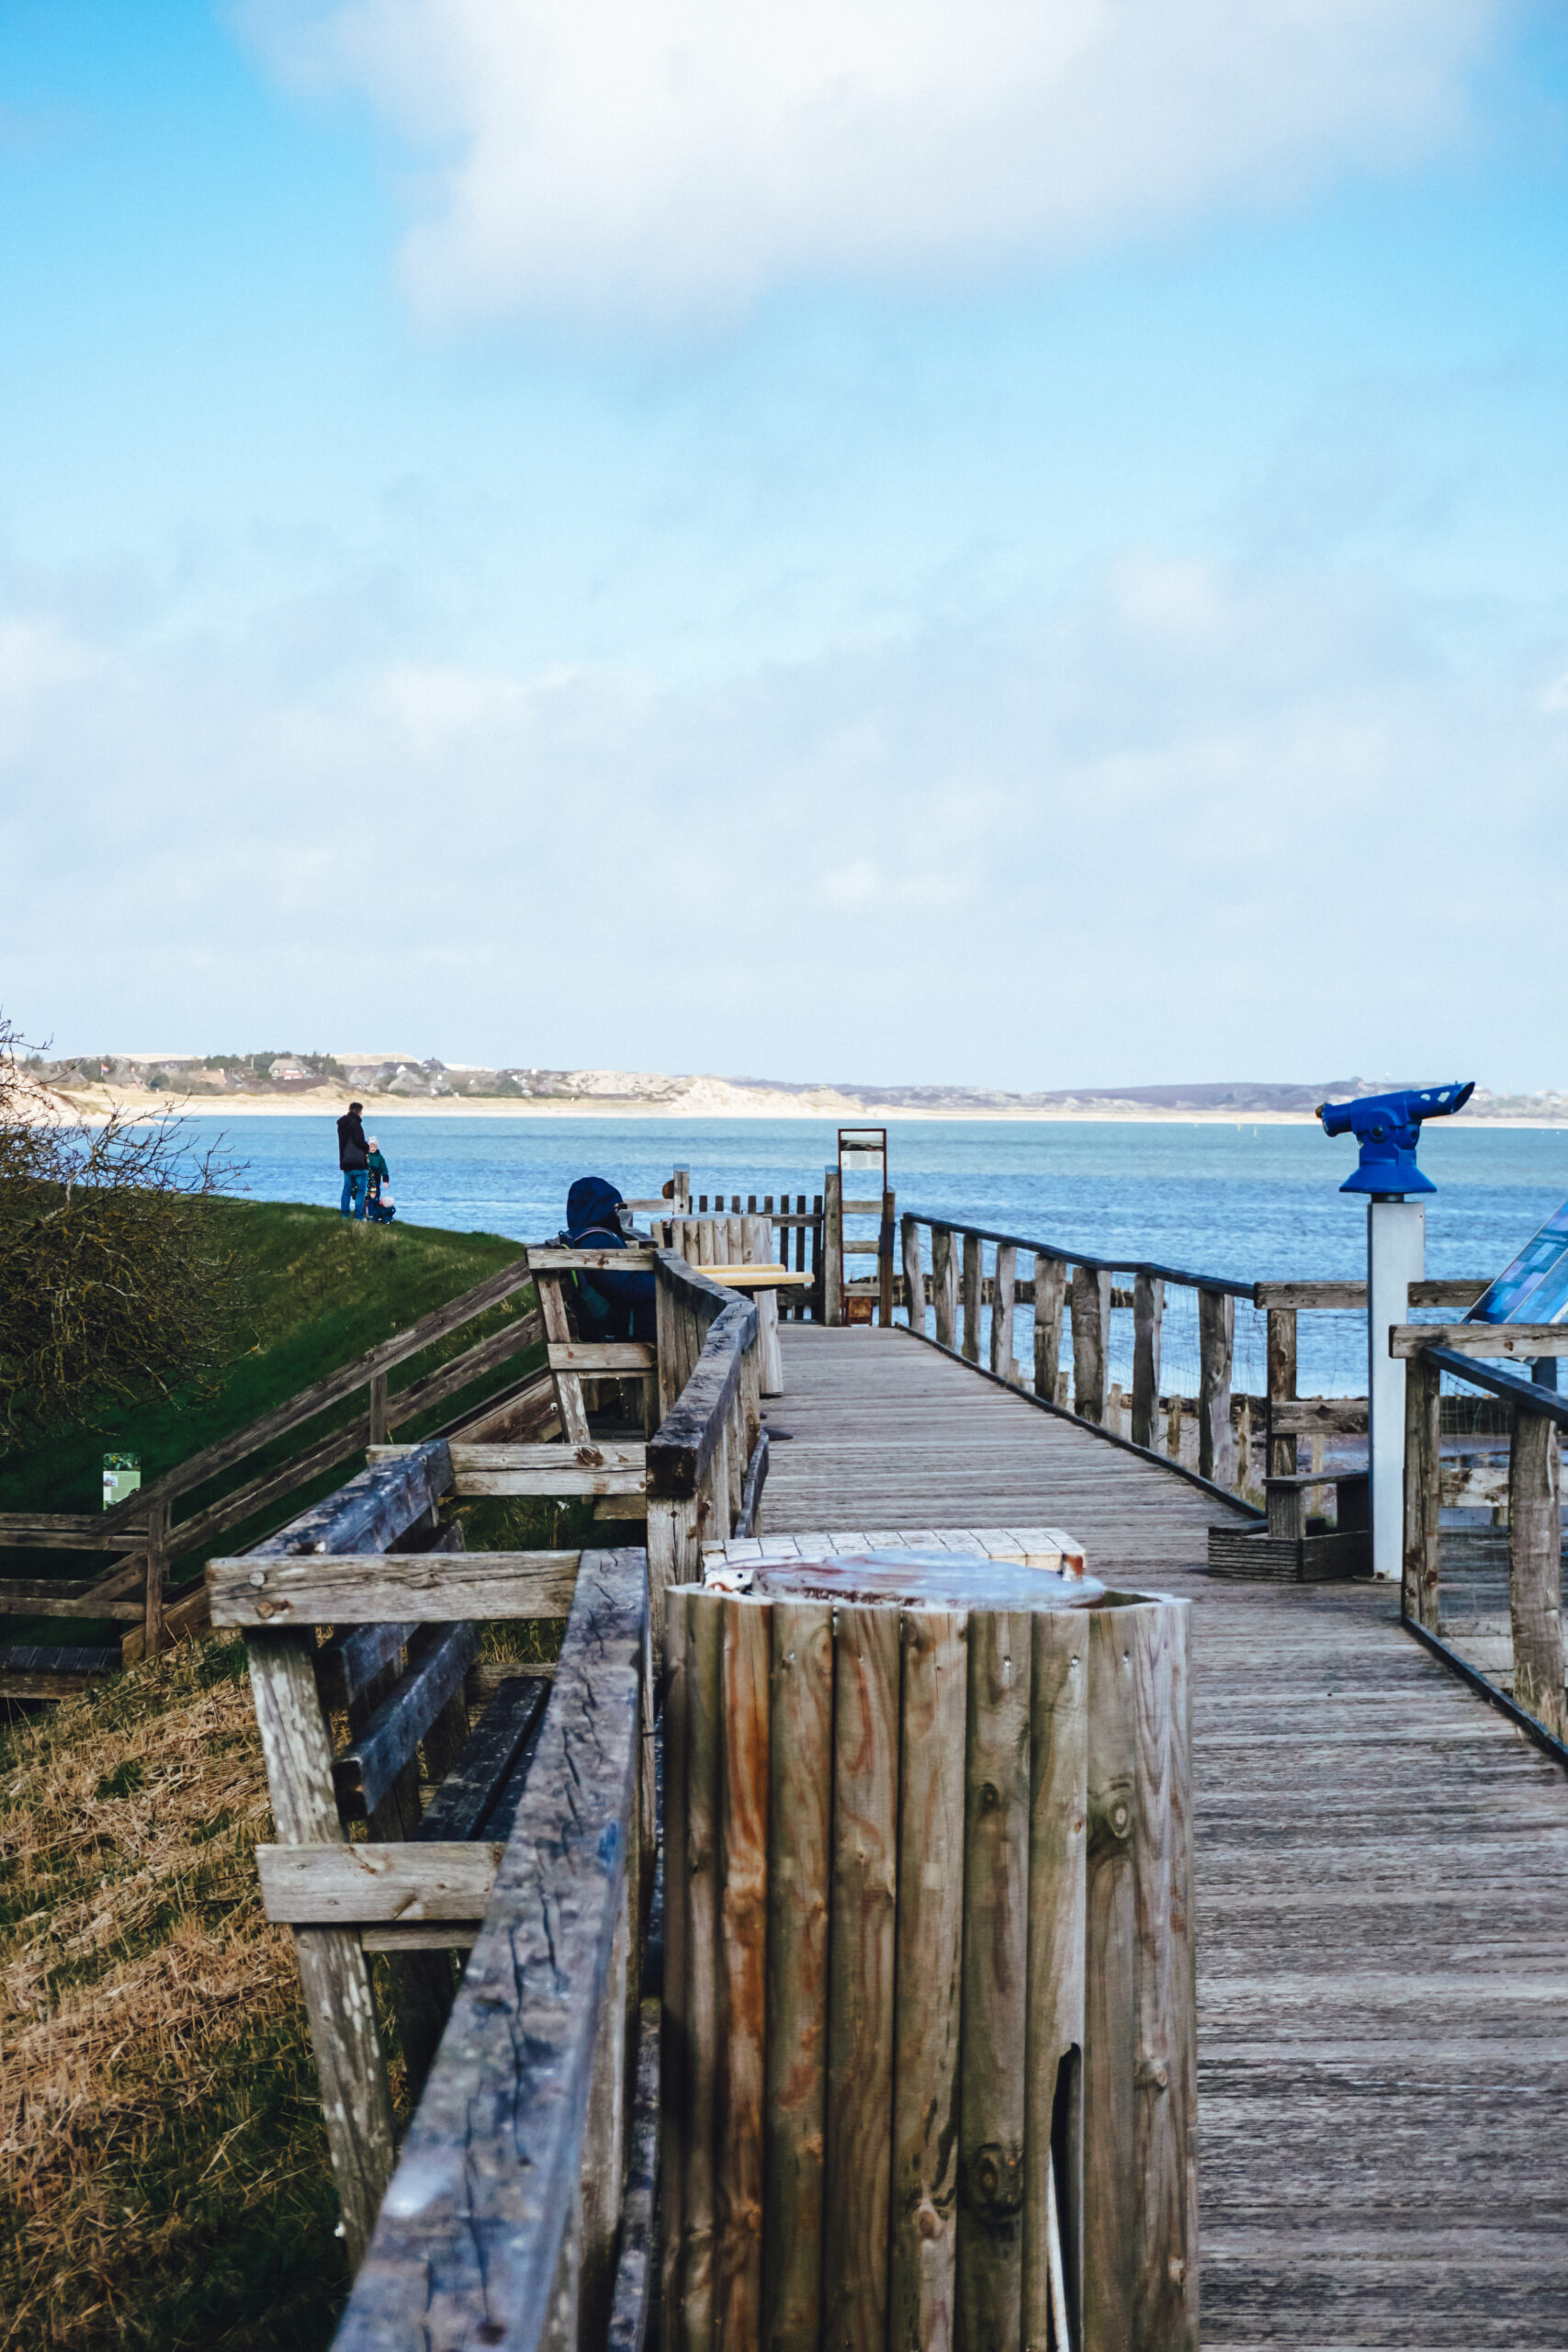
[
  {"x1": 0, "y1": 1201, "x2": 616, "y2": 2346},
  {"x1": 1, "y1": 1201, "x2": 541, "y2": 1639}
]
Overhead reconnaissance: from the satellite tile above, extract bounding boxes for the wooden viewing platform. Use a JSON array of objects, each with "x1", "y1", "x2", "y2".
[
  {"x1": 762, "y1": 1324, "x2": 1568, "y2": 2348},
  {"x1": 210, "y1": 1210, "x2": 1568, "y2": 2352}
]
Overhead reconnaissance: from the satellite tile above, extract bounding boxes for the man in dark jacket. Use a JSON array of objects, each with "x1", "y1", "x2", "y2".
[
  {"x1": 565, "y1": 1176, "x2": 656, "y2": 1340},
  {"x1": 337, "y1": 1102, "x2": 369, "y2": 1220}
]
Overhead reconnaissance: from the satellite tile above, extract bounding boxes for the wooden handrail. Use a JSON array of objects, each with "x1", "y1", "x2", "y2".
[
  {"x1": 90, "y1": 1255, "x2": 538, "y2": 1534},
  {"x1": 906, "y1": 1213, "x2": 1256, "y2": 1298},
  {"x1": 333, "y1": 1546, "x2": 649, "y2": 2347}
]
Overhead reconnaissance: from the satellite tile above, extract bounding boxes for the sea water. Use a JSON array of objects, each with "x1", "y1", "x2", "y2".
[{"x1": 164, "y1": 1113, "x2": 1568, "y2": 1400}]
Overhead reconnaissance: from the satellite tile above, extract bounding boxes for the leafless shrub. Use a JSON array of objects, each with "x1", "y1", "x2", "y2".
[{"x1": 0, "y1": 1013, "x2": 243, "y2": 1449}]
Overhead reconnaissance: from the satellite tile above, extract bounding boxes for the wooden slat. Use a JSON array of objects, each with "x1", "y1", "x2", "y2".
[
  {"x1": 716, "y1": 1596, "x2": 770, "y2": 2352},
  {"x1": 1254, "y1": 1277, "x2": 1486, "y2": 1311},
  {"x1": 418, "y1": 1675, "x2": 552, "y2": 1841},
  {"x1": 0, "y1": 1582, "x2": 143, "y2": 1620},
  {"x1": 822, "y1": 1602, "x2": 900, "y2": 2352},
  {"x1": 256, "y1": 1840, "x2": 502, "y2": 1923},
  {"x1": 335, "y1": 1550, "x2": 647, "y2": 2352},
  {"x1": 1269, "y1": 1396, "x2": 1369, "y2": 1437},
  {"x1": 762, "y1": 1599, "x2": 834, "y2": 2352},
  {"x1": 1510, "y1": 1410, "x2": 1566, "y2": 1739},
  {"x1": 0, "y1": 1515, "x2": 147, "y2": 1550},
  {"x1": 889, "y1": 1607, "x2": 965, "y2": 2352},
  {"x1": 606, "y1": 1993, "x2": 663, "y2": 2352},
  {"x1": 679, "y1": 1589, "x2": 723, "y2": 2352},
  {"x1": 660, "y1": 1591, "x2": 691, "y2": 2352},
  {"x1": 333, "y1": 1623, "x2": 479, "y2": 1819},
  {"x1": 956, "y1": 1608, "x2": 1031, "y2": 2352},
  {"x1": 209, "y1": 1549, "x2": 581, "y2": 1626},
  {"x1": 1390, "y1": 1323, "x2": 1568, "y2": 1361},
  {"x1": 547, "y1": 1342, "x2": 656, "y2": 1372},
  {"x1": 526, "y1": 1247, "x2": 658, "y2": 1271},
  {"x1": 1024, "y1": 1609, "x2": 1088, "y2": 2352}
]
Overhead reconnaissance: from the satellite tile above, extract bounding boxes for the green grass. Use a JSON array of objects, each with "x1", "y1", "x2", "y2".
[{"x1": 0, "y1": 1200, "x2": 541, "y2": 1642}]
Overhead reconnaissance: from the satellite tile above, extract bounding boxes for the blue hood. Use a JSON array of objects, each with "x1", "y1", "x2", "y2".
[{"x1": 566, "y1": 1176, "x2": 626, "y2": 1242}]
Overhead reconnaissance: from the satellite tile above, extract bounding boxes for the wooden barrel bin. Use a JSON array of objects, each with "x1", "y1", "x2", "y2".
[{"x1": 660, "y1": 1547, "x2": 1197, "y2": 2352}]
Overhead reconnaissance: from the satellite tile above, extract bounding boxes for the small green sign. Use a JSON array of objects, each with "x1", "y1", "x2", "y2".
[{"x1": 103, "y1": 1452, "x2": 141, "y2": 1510}]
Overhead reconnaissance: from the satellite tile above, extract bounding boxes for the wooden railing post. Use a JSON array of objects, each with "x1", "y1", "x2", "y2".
[
  {"x1": 1032, "y1": 1257, "x2": 1066, "y2": 1406},
  {"x1": 1509, "y1": 1405, "x2": 1566, "y2": 1739},
  {"x1": 932, "y1": 1227, "x2": 957, "y2": 1350},
  {"x1": 823, "y1": 1170, "x2": 843, "y2": 1327},
  {"x1": 1131, "y1": 1274, "x2": 1164, "y2": 1450},
  {"x1": 1069, "y1": 1267, "x2": 1111, "y2": 1424},
  {"x1": 367, "y1": 1372, "x2": 389, "y2": 1448},
  {"x1": 962, "y1": 1235, "x2": 983, "y2": 1363},
  {"x1": 989, "y1": 1244, "x2": 1017, "y2": 1381},
  {"x1": 1402, "y1": 1352, "x2": 1442, "y2": 1630},
  {"x1": 1198, "y1": 1289, "x2": 1235, "y2": 1487},
  {"x1": 142, "y1": 1498, "x2": 170, "y2": 1655},
  {"x1": 1266, "y1": 1307, "x2": 1298, "y2": 1479},
  {"x1": 879, "y1": 1189, "x2": 896, "y2": 1329},
  {"x1": 902, "y1": 1216, "x2": 927, "y2": 1336}
]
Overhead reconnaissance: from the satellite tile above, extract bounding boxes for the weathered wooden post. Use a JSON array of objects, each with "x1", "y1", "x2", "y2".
[
  {"x1": 932, "y1": 1227, "x2": 959, "y2": 1351},
  {"x1": 880, "y1": 1189, "x2": 897, "y2": 1329},
  {"x1": 1131, "y1": 1274, "x2": 1164, "y2": 1450},
  {"x1": 367, "y1": 1372, "x2": 389, "y2": 1448},
  {"x1": 142, "y1": 1498, "x2": 170, "y2": 1655},
  {"x1": 1509, "y1": 1404, "x2": 1566, "y2": 1739},
  {"x1": 743, "y1": 1215, "x2": 784, "y2": 1396},
  {"x1": 664, "y1": 1544, "x2": 1198, "y2": 2352},
  {"x1": 1070, "y1": 1266, "x2": 1111, "y2": 1424},
  {"x1": 989, "y1": 1243, "x2": 1018, "y2": 1382},
  {"x1": 962, "y1": 1235, "x2": 983, "y2": 1365},
  {"x1": 1198, "y1": 1289, "x2": 1235, "y2": 1486},
  {"x1": 1033, "y1": 1255, "x2": 1066, "y2": 1406},
  {"x1": 1266, "y1": 1305, "x2": 1298, "y2": 1478},
  {"x1": 902, "y1": 1215, "x2": 927, "y2": 1335},
  {"x1": 822, "y1": 1170, "x2": 846, "y2": 1326},
  {"x1": 1402, "y1": 1351, "x2": 1442, "y2": 1630},
  {"x1": 823, "y1": 1169, "x2": 844, "y2": 1328}
]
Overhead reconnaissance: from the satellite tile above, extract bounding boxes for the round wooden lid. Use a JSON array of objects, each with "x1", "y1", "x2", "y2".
[{"x1": 730, "y1": 1547, "x2": 1104, "y2": 1611}]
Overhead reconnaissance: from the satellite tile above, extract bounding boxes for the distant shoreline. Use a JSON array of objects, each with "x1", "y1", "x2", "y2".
[{"x1": 37, "y1": 1086, "x2": 1568, "y2": 1131}]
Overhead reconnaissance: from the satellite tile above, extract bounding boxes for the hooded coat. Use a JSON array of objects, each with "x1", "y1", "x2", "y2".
[{"x1": 564, "y1": 1177, "x2": 656, "y2": 1340}]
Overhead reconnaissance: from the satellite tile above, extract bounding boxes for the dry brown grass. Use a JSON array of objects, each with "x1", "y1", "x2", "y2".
[{"x1": 0, "y1": 1634, "x2": 351, "y2": 2351}]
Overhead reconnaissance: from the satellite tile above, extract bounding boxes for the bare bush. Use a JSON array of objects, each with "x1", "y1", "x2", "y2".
[{"x1": 0, "y1": 1014, "x2": 243, "y2": 1449}]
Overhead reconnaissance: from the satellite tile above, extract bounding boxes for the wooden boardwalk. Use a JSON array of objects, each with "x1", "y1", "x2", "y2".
[{"x1": 765, "y1": 1324, "x2": 1568, "y2": 2349}]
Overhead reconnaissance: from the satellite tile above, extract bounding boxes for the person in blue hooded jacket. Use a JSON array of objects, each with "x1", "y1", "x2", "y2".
[{"x1": 564, "y1": 1177, "x2": 657, "y2": 1342}]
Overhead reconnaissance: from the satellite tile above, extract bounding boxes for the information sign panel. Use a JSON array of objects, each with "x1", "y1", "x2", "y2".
[{"x1": 1467, "y1": 1200, "x2": 1568, "y2": 1325}]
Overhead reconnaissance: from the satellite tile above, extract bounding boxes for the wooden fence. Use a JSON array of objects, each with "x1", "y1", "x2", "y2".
[
  {"x1": 0, "y1": 1256, "x2": 549, "y2": 1695},
  {"x1": 209, "y1": 1226, "x2": 770, "y2": 2339},
  {"x1": 897, "y1": 1213, "x2": 1257, "y2": 1499},
  {"x1": 1398, "y1": 1322, "x2": 1568, "y2": 1757}
]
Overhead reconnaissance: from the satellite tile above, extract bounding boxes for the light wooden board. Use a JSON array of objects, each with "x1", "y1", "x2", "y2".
[{"x1": 762, "y1": 1324, "x2": 1568, "y2": 2347}]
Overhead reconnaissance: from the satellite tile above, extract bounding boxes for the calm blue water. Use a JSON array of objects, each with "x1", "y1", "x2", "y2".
[{"x1": 167, "y1": 1113, "x2": 1568, "y2": 1400}]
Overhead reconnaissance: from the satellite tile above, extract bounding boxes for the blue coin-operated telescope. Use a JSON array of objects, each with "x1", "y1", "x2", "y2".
[{"x1": 1316, "y1": 1081, "x2": 1475, "y2": 1196}]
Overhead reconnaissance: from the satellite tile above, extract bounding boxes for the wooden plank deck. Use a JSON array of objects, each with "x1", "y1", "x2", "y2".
[{"x1": 765, "y1": 1325, "x2": 1568, "y2": 2348}]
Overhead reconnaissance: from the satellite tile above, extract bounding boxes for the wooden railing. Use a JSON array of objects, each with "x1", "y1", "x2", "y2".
[
  {"x1": 647, "y1": 1248, "x2": 764, "y2": 1628},
  {"x1": 1398, "y1": 1323, "x2": 1568, "y2": 1755},
  {"x1": 211, "y1": 1221, "x2": 768, "y2": 2335},
  {"x1": 1, "y1": 1258, "x2": 545, "y2": 1679},
  {"x1": 898, "y1": 1212, "x2": 1257, "y2": 1497}
]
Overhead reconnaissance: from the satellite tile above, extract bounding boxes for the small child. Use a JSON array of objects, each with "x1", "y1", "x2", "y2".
[{"x1": 365, "y1": 1136, "x2": 397, "y2": 1225}]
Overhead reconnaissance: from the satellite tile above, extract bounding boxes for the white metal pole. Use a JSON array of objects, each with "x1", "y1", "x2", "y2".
[{"x1": 1368, "y1": 1197, "x2": 1425, "y2": 1581}]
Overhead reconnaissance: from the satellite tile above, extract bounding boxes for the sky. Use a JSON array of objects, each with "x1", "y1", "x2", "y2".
[{"x1": 3, "y1": 0, "x2": 1567, "y2": 1090}]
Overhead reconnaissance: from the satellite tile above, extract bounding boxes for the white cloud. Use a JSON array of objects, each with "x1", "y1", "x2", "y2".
[
  {"x1": 6, "y1": 547, "x2": 1568, "y2": 1084},
  {"x1": 243, "y1": 0, "x2": 1506, "y2": 317}
]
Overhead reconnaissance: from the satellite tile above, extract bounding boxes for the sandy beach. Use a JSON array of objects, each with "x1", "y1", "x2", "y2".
[{"x1": 32, "y1": 1084, "x2": 1568, "y2": 1129}]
